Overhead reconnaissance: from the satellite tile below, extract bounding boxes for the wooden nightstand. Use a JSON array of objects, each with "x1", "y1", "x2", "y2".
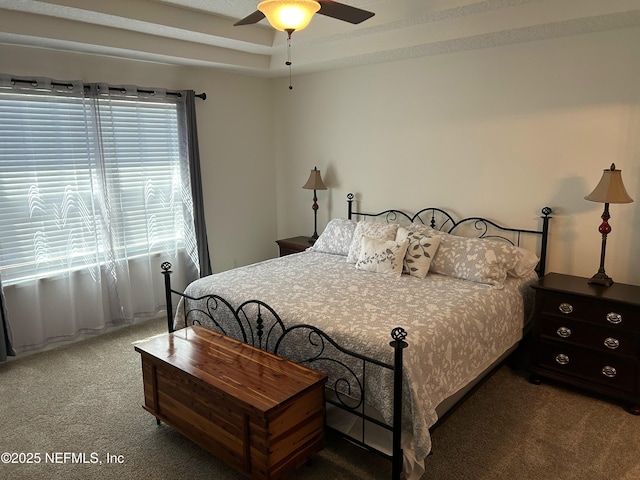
[
  {"x1": 276, "y1": 236, "x2": 314, "y2": 257},
  {"x1": 529, "y1": 272, "x2": 640, "y2": 414}
]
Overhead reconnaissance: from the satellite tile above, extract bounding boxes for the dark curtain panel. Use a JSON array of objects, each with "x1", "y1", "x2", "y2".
[
  {"x1": 1, "y1": 274, "x2": 16, "y2": 362},
  {"x1": 184, "y1": 90, "x2": 212, "y2": 277}
]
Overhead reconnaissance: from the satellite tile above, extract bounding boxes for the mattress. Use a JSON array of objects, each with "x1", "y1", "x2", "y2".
[{"x1": 174, "y1": 250, "x2": 536, "y2": 475}]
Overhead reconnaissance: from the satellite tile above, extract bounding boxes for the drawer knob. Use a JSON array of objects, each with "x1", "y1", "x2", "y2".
[
  {"x1": 602, "y1": 366, "x2": 617, "y2": 378},
  {"x1": 556, "y1": 327, "x2": 572, "y2": 338},
  {"x1": 603, "y1": 337, "x2": 620, "y2": 350},
  {"x1": 555, "y1": 353, "x2": 570, "y2": 365},
  {"x1": 606, "y1": 312, "x2": 622, "y2": 325},
  {"x1": 558, "y1": 303, "x2": 573, "y2": 314}
]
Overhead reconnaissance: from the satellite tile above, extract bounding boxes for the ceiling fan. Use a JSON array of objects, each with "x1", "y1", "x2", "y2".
[
  {"x1": 234, "y1": 1, "x2": 375, "y2": 32},
  {"x1": 235, "y1": 1, "x2": 374, "y2": 90}
]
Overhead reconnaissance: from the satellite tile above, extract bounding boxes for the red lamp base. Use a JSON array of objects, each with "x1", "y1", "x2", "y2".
[{"x1": 588, "y1": 203, "x2": 614, "y2": 287}]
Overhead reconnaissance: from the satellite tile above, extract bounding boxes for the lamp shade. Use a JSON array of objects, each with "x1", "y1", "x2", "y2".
[
  {"x1": 258, "y1": 0, "x2": 320, "y2": 31},
  {"x1": 302, "y1": 167, "x2": 327, "y2": 190},
  {"x1": 584, "y1": 163, "x2": 634, "y2": 204}
]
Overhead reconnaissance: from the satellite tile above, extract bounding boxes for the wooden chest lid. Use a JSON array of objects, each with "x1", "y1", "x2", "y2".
[{"x1": 134, "y1": 326, "x2": 327, "y2": 414}]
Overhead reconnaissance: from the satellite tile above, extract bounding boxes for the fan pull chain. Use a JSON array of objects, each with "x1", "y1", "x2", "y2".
[{"x1": 286, "y1": 29, "x2": 294, "y2": 90}]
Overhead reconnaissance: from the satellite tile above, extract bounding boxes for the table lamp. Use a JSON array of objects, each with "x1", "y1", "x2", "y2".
[
  {"x1": 302, "y1": 167, "x2": 327, "y2": 242},
  {"x1": 584, "y1": 163, "x2": 634, "y2": 286}
]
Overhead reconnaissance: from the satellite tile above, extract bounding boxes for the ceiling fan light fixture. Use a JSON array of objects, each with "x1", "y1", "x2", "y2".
[{"x1": 257, "y1": 0, "x2": 320, "y2": 31}]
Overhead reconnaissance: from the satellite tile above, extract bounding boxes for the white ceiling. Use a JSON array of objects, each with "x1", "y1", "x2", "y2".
[{"x1": 1, "y1": 0, "x2": 640, "y2": 78}]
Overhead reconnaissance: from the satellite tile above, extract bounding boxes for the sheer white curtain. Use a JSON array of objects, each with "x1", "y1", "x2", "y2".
[{"x1": 0, "y1": 76, "x2": 199, "y2": 354}]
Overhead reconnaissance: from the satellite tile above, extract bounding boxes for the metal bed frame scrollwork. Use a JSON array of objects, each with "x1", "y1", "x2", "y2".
[
  {"x1": 161, "y1": 194, "x2": 552, "y2": 480},
  {"x1": 347, "y1": 193, "x2": 552, "y2": 277}
]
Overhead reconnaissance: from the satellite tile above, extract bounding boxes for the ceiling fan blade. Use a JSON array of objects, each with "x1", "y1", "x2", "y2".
[
  {"x1": 317, "y1": 0, "x2": 375, "y2": 24},
  {"x1": 233, "y1": 10, "x2": 266, "y2": 26}
]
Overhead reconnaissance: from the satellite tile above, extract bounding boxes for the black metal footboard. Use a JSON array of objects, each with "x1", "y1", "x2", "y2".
[{"x1": 161, "y1": 262, "x2": 408, "y2": 480}]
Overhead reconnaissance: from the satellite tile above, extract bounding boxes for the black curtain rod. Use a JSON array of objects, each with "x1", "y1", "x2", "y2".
[{"x1": 10, "y1": 78, "x2": 206, "y2": 100}]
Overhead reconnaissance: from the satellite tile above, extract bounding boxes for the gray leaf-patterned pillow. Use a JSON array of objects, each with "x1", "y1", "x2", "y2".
[
  {"x1": 310, "y1": 218, "x2": 357, "y2": 256},
  {"x1": 430, "y1": 233, "x2": 520, "y2": 288}
]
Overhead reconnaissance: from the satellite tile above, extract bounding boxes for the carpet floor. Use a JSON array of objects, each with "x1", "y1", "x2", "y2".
[{"x1": 1, "y1": 318, "x2": 638, "y2": 479}]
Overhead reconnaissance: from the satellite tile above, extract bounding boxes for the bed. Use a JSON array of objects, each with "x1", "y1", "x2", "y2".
[{"x1": 161, "y1": 194, "x2": 552, "y2": 480}]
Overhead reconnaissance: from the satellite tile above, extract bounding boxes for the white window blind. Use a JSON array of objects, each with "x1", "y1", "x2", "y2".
[
  {"x1": 96, "y1": 98, "x2": 184, "y2": 258},
  {"x1": 0, "y1": 89, "x2": 186, "y2": 284}
]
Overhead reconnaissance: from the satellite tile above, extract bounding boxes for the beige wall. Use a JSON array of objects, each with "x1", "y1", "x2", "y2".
[
  {"x1": 275, "y1": 26, "x2": 640, "y2": 285},
  {"x1": 0, "y1": 44, "x2": 278, "y2": 273},
  {"x1": 2, "y1": 25, "x2": 639, "y2": 286}
]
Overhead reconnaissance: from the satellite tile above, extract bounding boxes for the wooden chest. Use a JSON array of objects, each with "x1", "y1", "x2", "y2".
[{"x1": 134, "y1": 326, "x2": 328, "y2": 479}]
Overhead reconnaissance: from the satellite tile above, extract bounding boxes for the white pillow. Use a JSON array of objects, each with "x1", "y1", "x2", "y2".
[
  {"x1": 355, "y1": 236, "x2": 409, "y2": 276},
  {"x1": 346, "y1": 221, "x2": 399, "y2": 263},
  {"x1": 396, "y1": 227, "x2": 441, "y2": 278},
  {"x1": 508, "y1": 247, "x2": 540, "y2": 277},
  {"x1": 310, "y1": 218, "x2": 357, "y2": 256}
]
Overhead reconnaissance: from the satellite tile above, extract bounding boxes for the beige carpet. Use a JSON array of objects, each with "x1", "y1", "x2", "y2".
[{"x1": 1, "y1": 318, "x2": 638, "y2": 480}]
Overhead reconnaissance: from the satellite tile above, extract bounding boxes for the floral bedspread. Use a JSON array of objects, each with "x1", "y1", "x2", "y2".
[{"x1": 174, "y1": 250, "x2": 536, "y2": 473}]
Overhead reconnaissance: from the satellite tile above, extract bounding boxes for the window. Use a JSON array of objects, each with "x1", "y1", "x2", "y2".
[{"x1": 0, "y1": 85, "x2": 192, "y2": 285}]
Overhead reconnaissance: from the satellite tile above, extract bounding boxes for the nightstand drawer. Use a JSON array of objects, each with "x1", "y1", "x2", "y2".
[
  {"x1": 537, "y1": 341, "x2": 637, "y2": 393},
  {"x1": 538, "y1": 292, "x2": 638, "y2": 331},
  {"x1": 538, "y1": 315, "x2": 638, "y2": 358}
]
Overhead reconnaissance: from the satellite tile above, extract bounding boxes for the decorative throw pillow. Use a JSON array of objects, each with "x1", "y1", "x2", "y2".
[
  {"x1": 310, "y1": 218, "x2": 357, "y2": 256},
  {"x1": 355, "y1": 236, "x2": 409, "y2": 276},
  {"x1": 346, "y1": 221, "x2": 399, "y2": 263},
  {"x1": 396, "y1": 227, "x2": 441, "y2": 278},
  {"x1": 430, "y1": 233, "x2": 520, "y2": 288}
]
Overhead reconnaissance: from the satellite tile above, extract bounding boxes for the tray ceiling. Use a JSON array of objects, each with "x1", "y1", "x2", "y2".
[{"x1": 1, "y1": 0, "x2": 640, "y2": 77}]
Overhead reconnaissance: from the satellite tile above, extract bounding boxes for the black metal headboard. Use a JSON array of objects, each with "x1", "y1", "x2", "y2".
[{"x1": 346, "y1": 193, "x2": 552, "y2": 277}]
